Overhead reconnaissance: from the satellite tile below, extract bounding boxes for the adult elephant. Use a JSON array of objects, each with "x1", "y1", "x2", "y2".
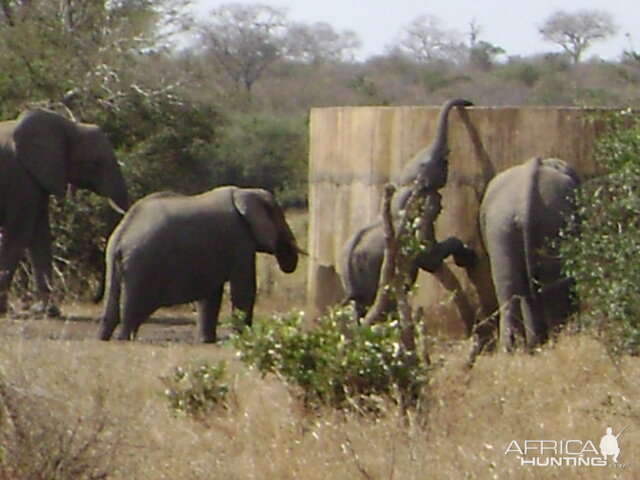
[
  {"x1": 479, "y1": 157, "x2": 580, "y2": 352},
  {"x1": 0, "y1": 109, "x2": 129, "y2": 316},
  {"x1": 339, "y1": 98, "x2": 475, "y2": 318},
  {"x1": 98, "y1": 186, "x2": 301, "y2": 343}
]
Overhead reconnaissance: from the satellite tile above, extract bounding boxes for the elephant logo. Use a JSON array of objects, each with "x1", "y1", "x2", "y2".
[{"x1": 599, "y1": 426, "x2": 626, "y2": 463}]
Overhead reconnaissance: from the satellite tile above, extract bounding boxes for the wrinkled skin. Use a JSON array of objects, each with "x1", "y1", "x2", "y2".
[
  {"x1": 339, "y1": 99, "x2": 475, "y2": 318},
  {"x1": 99, "y1": 186, "x2": 300, "y2": 343},
  {"x1": 0, "y1": 109, "x2": 129, "y2": 316},
  {"x1": 480, "y1": 157, "x2": 580, "y2": 352}
]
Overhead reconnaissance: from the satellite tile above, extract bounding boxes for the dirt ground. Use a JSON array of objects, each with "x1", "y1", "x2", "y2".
[{"x1": 0, "y1": 302, "x2": 233, "y2": 345}]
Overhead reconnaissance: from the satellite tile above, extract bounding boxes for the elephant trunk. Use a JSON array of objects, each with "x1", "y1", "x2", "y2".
[
  {"x1": 105, "y1": 171, "x2": 130, "y2": 214},
  {"x1": 427, "y1": 98, "x2": 474, "y2": 189},
  {"x1": 397, "y1": 98, "x2": 473, "y2": 191},
  {"x1": 275, "y1": 230, "x2": 299, "y2": 274}
]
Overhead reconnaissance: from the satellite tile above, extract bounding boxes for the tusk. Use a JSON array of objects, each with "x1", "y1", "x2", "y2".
[
  {"x1": 108, "y1": 198, "x2": 127, "y2": 216},
  {"x1": 296, "y1": 245, "x2": 309, "y2": 256}
]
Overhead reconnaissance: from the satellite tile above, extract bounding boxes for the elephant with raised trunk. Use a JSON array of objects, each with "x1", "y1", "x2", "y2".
[
  {"x1": 480, "y1": 157, "x2": 580, "y2": 352},
  {"x1": 0, "y1": 109, "x2": 129, "y2": 316},
  {"x1": 339, "y1": 99, "x2": 475, "y2": 318},
  {"x1": 98, "y1": 186, "x2": 300, "y2": 343}
]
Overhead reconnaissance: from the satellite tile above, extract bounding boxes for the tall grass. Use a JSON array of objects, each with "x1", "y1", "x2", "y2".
[{"x1": 0, "y1": 333, "x2": 637, "y2": 479}]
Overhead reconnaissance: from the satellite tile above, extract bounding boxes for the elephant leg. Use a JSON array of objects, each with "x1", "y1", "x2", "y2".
[
  {"x1": 98, "y1": 279, "x2": 122, "y2": 341},
  {"x1": 0, "y1": 267, "x2": 16, "y2": 315},
  {"x1": 521, "y1": 293, "x2": 547, "y2": 350},
  {"x1": 27, "y1": 206, "x2": 60, "y2": 317},
  {"x1": 230, "y1": 258, "x2": 256, "y2": 328},
  {"x1": 0, "y1": 225, "x2": 34, "y2": 315},
  {"x1": 197, "y1": 287, "x2": 223, "y2": 343},
  {"x1": 498, "y1": 293, "x2": 522, "y2": 352},
  {"x1": 487, "y1": 235, "x2": 528, "y2": 352},
  {"x1": 116, "y1": 285, "x2": 152, "y2": 341}
]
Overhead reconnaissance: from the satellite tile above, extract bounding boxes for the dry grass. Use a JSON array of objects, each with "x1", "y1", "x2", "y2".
[
  {"x1": 1, "y1": 212, "x2": 638, "y2": 478},
  {"x1": 0, "y1": 331, "x2": 637, "y2": 479}
]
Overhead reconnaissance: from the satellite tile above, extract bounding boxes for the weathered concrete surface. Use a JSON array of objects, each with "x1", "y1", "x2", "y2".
[{"x1": 308, "y1": 106, "x2": 605, "y2": 337}]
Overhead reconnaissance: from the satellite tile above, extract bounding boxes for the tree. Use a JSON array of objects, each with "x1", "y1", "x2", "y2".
[
  {"x1": 285, "y1": 22, "x2": 361, "y2": 64},
  {"x1": 389, "y1": 15, "x2": 465, "y2": 63},
  {"x1": 539, "y1": 9, "x2": 618, "y2": 64},
  {"x1": 198, "y1": 3, "x2": 289, "y2": 93},
  {"x1": 0, "y1": 0, "x2": 191, "y2": 117},
  {"x1": 464, "y1": 19, "x2": 505, "y2": 70}
]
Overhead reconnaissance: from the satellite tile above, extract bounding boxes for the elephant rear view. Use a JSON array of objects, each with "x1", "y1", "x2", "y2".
[
  {"x1": 98, "y1": 186, "x2": 300, "y2": 342},
  {"x1": 480, "y1": 157, "x2": 580, "y2": 352}
]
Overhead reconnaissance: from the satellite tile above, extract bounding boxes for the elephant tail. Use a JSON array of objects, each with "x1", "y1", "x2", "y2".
[
  {"x1": 523, "y1": 157, "x2": 542, "y2": 301},
  {"x1": 98, "y1": 239, "x2": 123, "y2": 340}
]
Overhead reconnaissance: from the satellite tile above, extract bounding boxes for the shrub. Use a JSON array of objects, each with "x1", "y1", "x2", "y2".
[
  {"x1": 161, "y1": 360, "x2": 230, "y2": 419},
  {"x1": 561, "y1": 110, "x2": 640, "y2": 354},
  {"x1": 232, "y1": 309, "x2": 430, "y2": 411},
  {"x1": 0, "y1": 376, "x2": 117, "y2": 480},
  {"x1": 211, "y1": 113, "x2": 309, "y2": 207}
]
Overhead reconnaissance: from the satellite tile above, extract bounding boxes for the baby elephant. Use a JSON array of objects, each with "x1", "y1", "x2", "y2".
[
  {"x1": 480, "y1": 157, "x2": 580, "y2": 351},
  {"x1": 98, "y1": 186, "x2": 300, "y2": 342}
]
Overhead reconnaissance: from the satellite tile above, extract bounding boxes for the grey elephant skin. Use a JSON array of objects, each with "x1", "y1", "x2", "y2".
[
  {"x1": 98, "y1": 186, "x2": 300, "y2": 342},
  {"x1": 339, "y1": 98, "x2": 475, "y2": 318},
  {"x1": 479, "y1": 157, "x2": 580, "y2": 351},
  {"x1": 0, "y1": 109, "x2": 129, "y2": 315}
]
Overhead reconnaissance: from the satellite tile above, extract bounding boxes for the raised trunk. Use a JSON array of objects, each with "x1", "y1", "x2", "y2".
[{"x1": 396, "y1": 98, "x2": 473, "y2": 191}]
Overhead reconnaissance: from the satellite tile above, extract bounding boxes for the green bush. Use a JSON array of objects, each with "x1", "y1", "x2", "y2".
[
  {"x1": 561, "y1": 110, "x2": 640, "y2": 354},
  {"x1": 161, "y1": 360, "x2": 230, "y2": 419},
  {"x1": 211, "y1": 114, "x2": 309, "y2": 207},
  {"x1": 232, "y1": 309, "x2": 429, "y2": 411}
]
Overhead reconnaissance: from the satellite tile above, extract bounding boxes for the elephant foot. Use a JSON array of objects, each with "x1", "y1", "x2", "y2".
[
  {"x1": 46, "y1": 304, "x2": 62, "y2": 318},
  {"x1": 30, "y1": 301, "x2": 61, "y2": 318}
]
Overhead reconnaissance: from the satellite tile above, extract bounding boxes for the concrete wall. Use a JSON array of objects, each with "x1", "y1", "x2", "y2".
[{"x1": 307, "y1": 106, "x2": 605, "y2": 336}]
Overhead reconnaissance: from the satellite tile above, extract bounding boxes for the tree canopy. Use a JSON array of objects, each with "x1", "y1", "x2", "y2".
[{"x1": 539, "y1": 9, "x2": 618, "y2": 64}]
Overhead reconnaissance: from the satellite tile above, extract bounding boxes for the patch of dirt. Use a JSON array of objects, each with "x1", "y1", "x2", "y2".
[{"x1": 0, "y1": 302, "x2": 231, "y2": 345}]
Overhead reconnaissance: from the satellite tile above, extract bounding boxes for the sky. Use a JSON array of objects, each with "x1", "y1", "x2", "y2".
[{"x1": 193, "y1": 0, "x2": 639, "y2": 61}]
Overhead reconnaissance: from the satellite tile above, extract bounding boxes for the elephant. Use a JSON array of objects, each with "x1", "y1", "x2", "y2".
[
  {"x1": 339, "y1": 98, "x2": 475, "y2": 318},
  {"x1": 479, "y1": 157, "x2": 580, "y2": 352},
  {"x1": 339, "y1": 192, "x2": 475, "y2": 318},
  {"x1": 0, "y1": 109, "x2": 129, "y2": 316},
  {"x1": 390, "y1": 98, "x2": 474, "y2": 215},
  {"x1": 98, "y1": 186, "x2": 300, "y2": 343}
]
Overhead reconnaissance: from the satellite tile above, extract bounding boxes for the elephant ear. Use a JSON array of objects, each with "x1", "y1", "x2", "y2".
[
  {"x1": 13, "y1": 110, "x2": 74, "y2": 196},
  {"x1": 232, "y1": 188, "x2": 279, "y2": 252}
]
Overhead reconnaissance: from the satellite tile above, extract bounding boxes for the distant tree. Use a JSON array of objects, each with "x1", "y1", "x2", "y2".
[
  {"x1": 539, "y1": 9, "x2": 618, "y2": 64},
  {"x1": 198, "y1": 3, "x2": 289, "y2": 93},
  {"x1": 389, "y1": 14, "x2": 465, "y2": 63},
  {"x1": 286, "y1": 22, "x2": 361, "y2": 63},
  {"x1": 464, "y1": 19, "x2": 505, "y2": 70}
]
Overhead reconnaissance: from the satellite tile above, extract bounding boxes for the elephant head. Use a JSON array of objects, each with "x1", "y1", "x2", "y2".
[
  {"x1": 231, "y1": 187, "x2": 299, "y2": 273},
  {"x1": 12, "y1": 109, "x2": 129, "y2": 212}
]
